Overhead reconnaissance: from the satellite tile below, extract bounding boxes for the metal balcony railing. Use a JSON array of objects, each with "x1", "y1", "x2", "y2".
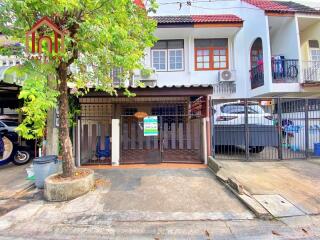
[
  {"x1": 0, "y1": 56, "x2": 22, "y2": 66},
  {"x1": 250, "y1": 59, "x2": 299, "y2": 89},
  {"x1": 302, "y1": 61, "x2": 320, "y2": 83},
  {"x1": 213, "y1": 82, "x2": 236, "y2": 95},
  {"x1": 250, "y1": 64, "x2": 264, "y2": 89},
  {"x1": 272, "y1": 59, "x2": 299, "y2": 83}
]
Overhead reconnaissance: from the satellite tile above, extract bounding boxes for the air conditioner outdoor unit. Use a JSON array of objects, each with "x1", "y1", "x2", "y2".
[{"x1": 218, "y1": 70, "x2": 236, "y2": 82}]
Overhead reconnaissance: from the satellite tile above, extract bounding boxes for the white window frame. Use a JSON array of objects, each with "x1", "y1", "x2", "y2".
[
  {"x1": 310, "y1": 48, "x2": 320, "y2": 62},
  {"x1": 151, "y1": 49, "x2": 167, "y2": 72},
  {"x1": 168, "y1": 48, "x2": 184, "y2": 71}
]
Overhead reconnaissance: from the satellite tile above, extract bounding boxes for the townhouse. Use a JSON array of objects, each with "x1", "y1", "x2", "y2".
[{"x1": 1, "y1": 0, "x2": 320, "y2": 165}]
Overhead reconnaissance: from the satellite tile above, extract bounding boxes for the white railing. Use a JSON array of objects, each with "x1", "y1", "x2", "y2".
[
  {"x1": 213, "y1": 82, "x2": 236, "y2": 96},
  {"x1": 302, "y1": 61, "x2": 320, "y2": 83},
  {"x1": 0, "y1": 56, "x2": 22, "y2": 67}
]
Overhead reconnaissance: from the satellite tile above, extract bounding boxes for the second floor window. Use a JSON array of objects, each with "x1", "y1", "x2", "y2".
[
  {"x1": 151, "y1": 40, "x2": 184, "y2": 71},
  {"x1": 195, "y1": 39, "x2": 228, "y2": 71}
]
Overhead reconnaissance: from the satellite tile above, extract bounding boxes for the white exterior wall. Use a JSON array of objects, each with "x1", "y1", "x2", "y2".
[
  {"x1": 269, "y1": 16, "x2": 302, "y2": 93},
  {"x1": 270, "y1": 17, "x2": 300, "y2": 59},
  {"x1": 147, "y1": 0, "x2": 274, "y2": 98},
  {"x1": 144, "y1": 0, "x2": 317, "y2": 98}
]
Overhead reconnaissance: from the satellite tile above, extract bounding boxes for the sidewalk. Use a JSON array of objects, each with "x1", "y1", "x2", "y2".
[{"x1": 218, "y1": 159, "x2": 320, "y2": 216}]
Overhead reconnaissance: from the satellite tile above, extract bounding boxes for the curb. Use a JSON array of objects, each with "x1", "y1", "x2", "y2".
[{"x1": 207, "y1": 156, "x2": 272, "y2": 220}]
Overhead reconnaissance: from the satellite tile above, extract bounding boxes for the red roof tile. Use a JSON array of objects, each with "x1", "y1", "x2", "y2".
[
  {"x1": 191, "y1": 15, "x2": 243, "y2": 23},
  {"x1": 153, "y1": 14, "x2": 243, "y2": 25},
  {"x1": 243, "y1": 0, "x2": 295, "y2": 13},
  {"x1": 133, "y1": 0, "x2": 145, "y2": 8}
]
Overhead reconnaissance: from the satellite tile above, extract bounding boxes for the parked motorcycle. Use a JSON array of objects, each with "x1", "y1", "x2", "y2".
[{"x1": 0, "y1": 129, "x2": 32, "y2": 166}]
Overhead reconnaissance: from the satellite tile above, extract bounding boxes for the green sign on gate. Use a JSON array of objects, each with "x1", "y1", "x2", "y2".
[{"x1": 143, "y1": 116, "x2": 158, "y2": 136}]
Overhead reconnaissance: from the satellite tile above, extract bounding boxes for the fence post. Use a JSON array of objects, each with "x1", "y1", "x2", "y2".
[
  {"x1": 305, "y1": 99, "x2": 309, "y2": 159},
  {"x1": 244, "y1": 99, "x2": 250, "y2": 160},
  {"x1": 76, "y1": 116, "x2": 81, "y2": 167},
  {"x1": 211, "y1": 99, "x2": 216, "y2": 158},
  {"x1": 277, "y1": 98, "x2": 283, "y2": 160}
]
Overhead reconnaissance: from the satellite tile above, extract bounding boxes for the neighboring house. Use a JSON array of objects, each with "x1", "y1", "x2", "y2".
[
  {"x1": 0, "y1": 34, "x2": 23, "y2": 118},
  {"x1": 143, "y1": 0, "x2": 320, "y2": 99}
]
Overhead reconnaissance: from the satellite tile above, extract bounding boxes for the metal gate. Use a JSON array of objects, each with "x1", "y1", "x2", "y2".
[
  {"x1": 212, "y1": 98, "x2": 320, "y2": 161},
  {"x1": 120, "y1": 115, "x2": 204, "y2": 164},
  {"x1": 79, "y1": 115, "x2": 112, "y2": 165}
]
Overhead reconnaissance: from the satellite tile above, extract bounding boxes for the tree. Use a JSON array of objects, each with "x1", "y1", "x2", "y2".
[{"x1": 0, "y1": 0, "x2": 157, "y2": 177}]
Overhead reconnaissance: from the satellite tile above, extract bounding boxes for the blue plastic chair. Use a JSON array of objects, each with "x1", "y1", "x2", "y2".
[{"x1": 96, "y1": 136, "x2": 111, "y2": 158}]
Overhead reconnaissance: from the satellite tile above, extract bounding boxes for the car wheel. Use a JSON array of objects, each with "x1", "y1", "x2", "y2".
[
  {"x1": 12, "y1": 150, "x2": 31, "y2": 165},
  {"x1": 249, "y1": 146, "x2": 265, "y2": 153}
]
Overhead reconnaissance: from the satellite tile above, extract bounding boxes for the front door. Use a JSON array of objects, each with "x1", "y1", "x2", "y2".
[
  {"x1": 160, "y1": 115, "x2": 203, "y2": 163},
  {"x1": 120, "y1": 115, "x2": 204, "y2": 164},
  {"x1": 120, "y1": 115, "x2": 161, "y2": 164}
]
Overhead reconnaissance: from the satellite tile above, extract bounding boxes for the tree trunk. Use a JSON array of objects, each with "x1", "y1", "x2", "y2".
[{"x1": 58, "y1": 63, "x2": 74, "y2": 177}]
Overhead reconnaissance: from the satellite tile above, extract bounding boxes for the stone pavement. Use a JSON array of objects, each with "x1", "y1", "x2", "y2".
[{"x1": 220, "y1": 160, "x2": 320, "y2": 216}]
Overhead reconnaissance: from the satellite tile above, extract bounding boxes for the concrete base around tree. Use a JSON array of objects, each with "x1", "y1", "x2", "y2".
[{"x1": 44, "y1": 168, "x2": 95, "y2": 202}]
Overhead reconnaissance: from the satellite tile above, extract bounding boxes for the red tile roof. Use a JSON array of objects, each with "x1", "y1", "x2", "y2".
[
  {"x1": 133, "y1": 0, "x2": 145, "y2": 8},
  {"x1": 244, "y1": 0, "x2": 293, "y2": 13},
  {"x1": 153, "y1": 14, "x2": 243, "y2": 25},
  {"x1": 191, "y1": 15, "x2": 244, "y2": 23},
  {"x1": 243, "y1": 0, "x2": 320, "y2": 14}
]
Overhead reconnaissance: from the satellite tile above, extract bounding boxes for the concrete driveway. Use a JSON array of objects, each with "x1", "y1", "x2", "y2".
[
  {"x1": 95, "y1": 167, "x2": 253, "y2": 221},
  {"x1": 2, "y1": 166, "x2": 320, "y2": 239},
  {"x1": 0, "y1": 163, "x2": 33, "y2": 199},
  {"x1": 220, "y1": 160, "x2": 320, "y2": 215}
]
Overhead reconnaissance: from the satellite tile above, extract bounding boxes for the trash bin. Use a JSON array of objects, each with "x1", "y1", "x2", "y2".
[
  {"x1": 33, "y1": 155, "x2": 59, "y2": 189},
  {"x1": 314, "y1": 143, "x2": 320, "y2": 157}
]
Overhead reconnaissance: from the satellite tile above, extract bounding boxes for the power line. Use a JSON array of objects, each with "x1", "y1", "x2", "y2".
[{"x1": 157, "y1": 0, "x2": 320, "y2": 11}]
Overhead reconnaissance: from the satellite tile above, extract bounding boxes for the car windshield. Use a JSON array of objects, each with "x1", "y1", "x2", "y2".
[
  {"x1": 221, "y1": 104, "x2": 265, "y2": 114},
  {"x1": 2, "y1": 121, "x2": 19, "y2": 127}
]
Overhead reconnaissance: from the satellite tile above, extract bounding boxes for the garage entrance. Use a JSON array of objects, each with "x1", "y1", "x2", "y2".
[
  {"x1": 120, "y1": 114, "x2": 204, "y2": 164},
  {"x1": 212, "y1": 98, "x2": 320, "y2": 161}
]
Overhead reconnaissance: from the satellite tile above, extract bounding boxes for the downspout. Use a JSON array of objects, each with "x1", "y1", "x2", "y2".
[{"x1": 294, "y1": 15, "x2": 303, "y2": 85}]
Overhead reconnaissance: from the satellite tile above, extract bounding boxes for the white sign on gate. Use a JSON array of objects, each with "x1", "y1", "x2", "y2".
[{"x1": 143, "y1": 116, "x2": 158, "y2": 136}]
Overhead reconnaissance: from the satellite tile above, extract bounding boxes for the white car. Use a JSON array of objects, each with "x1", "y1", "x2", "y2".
[
  {"x1": 0, "y1": 120, "x2": 19, "y2": 132},
  {"x1": 213, "y1": 101, "x2": 273, "y2": 125},
  {"x1": 213, "y1": 101, "x2": 275, "y2": 153}
]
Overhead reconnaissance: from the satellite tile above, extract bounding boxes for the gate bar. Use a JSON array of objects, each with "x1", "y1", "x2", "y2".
[
  {"x1": 277, "y1": 98, "x2": 283, "y2": 160},
  {"x1": 305, "y1": 99, "x2": 309, "y2": 159}
]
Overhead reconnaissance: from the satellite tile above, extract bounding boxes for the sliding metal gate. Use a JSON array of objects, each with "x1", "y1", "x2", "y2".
[
  {"x1": 212, "y1": 98, "x2": 320, "y2": 161},
  {"x1": 120, "y1": 115, "x2": 204, "y2": 164}
]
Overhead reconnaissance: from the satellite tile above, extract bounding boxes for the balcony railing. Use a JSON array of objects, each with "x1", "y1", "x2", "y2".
[
  {"x1": 0, "y1": 56, "x2": 22, "y2": 66},
  {"x1": 250, "y1": 59, "x2": 299, "y2": 89},
  {"x1": 250, "y1": 64, "x2": 264, "y2": 89},
  {"x1": 302, "y1": 61, "x2": 320, "y2": 83},
  {"x1": 272, "y1": 59, "x2": 299, "y2": 83},
  {"x1": 213, "y1": 82, "x2": 236, "y2": 95}
]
